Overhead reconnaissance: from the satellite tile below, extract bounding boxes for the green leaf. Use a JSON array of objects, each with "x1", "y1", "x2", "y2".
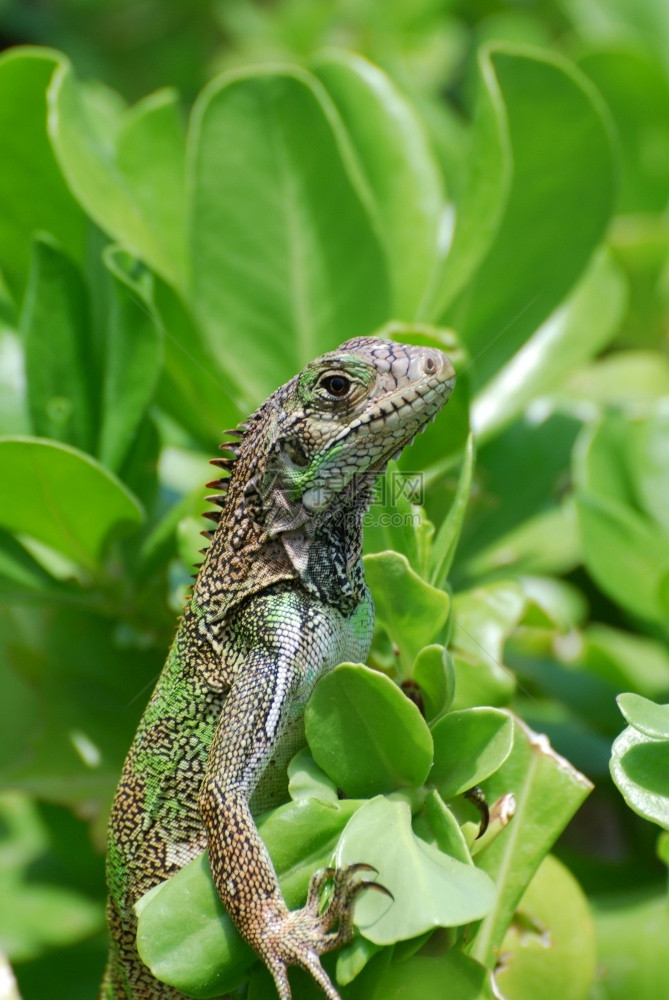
[
  {"x1": 136, "y1": 797, "x2": 361, "y2": 998},
  {"x1": 582, "y1": 624, "x2": 669, "y2": 701},
  {"x1": 358, "y1": 946, "x2": 490, "y2": 1000},
  {"x1": 98, "y1": 248, "x2": 163, "y2": 472},
  {"x1": 430, "y1": 432, "x2": 476, "y2": 587},
  {"x1": 610, "y1": 720, "x2": 669, "y2": 831},
  {"x1": 617, "y1": 693, "x2": 669, "y2": 740},
  {"x1": 305, "y1": 664, "x2": 433, "y2": 798},
  {"x1": 0, "y1": 437, "x2": 143, "y2": 572},
  {"x1": 413, "y1": 644, "x2": 455, "y2": 720},
  {"x1": 431, "y1": 708, "x2": 514, "y2": 798},
  {"x1": 336, "y1": 797, "x2": 496, "y2": 945},
  {"x1": 443, "y1": 45, "x2": 615, "y2": 390},
  {"x1": 471, "y1": 249, "x2": 626, "y2": 440},
  {"x1": 495, "y1": 854, "x2": 596, "y2": 1000},
  {"x1": 364, "y1": 551, "x2": 450, "y2": 674},
  {"x1": 591, "y1": 892, "x2": 669, "y2": 1000},
  {"x1": 578, "y1": 47, "x2": 669, "y2": 213},
  {"x1": 48, "y1": 63, "x2": 186, "y2": 290},
  {"x1": 469, "y1": 716, "x2": 592, "y2": 968},
  {"x1": 287, "y1": 748, "x2": 339, "y2": 804},
  {"x1": 313, "y1": 49, "x2": 443, "y2": 317},
  {"x1": 0, "y1": 48, "x2": 85, "y2": 297},
  {"x1": 450, "y1": 581, "x2": 523, "y2": 710},
  {"x1": 575, "y1": 492, "x2": 669, "y2": 625},
  {"x1": 426, "y1": 45, "x2": 511, "y2": 320},
  {"x1": 188, "y1": 66, "x2": 390, "y2": 406},
  {"x1": 21, "y1": 236, "x2": 96, "y2": 453}
]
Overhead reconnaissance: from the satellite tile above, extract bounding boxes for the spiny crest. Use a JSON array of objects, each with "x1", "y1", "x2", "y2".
[{"x1": 197, "y1": 417, "x2": 254, "y2": 558}]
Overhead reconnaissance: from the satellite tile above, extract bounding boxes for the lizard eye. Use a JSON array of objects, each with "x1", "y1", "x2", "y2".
[{"x1": 320, "y1": 374, "x2": 351, "y2": 398}]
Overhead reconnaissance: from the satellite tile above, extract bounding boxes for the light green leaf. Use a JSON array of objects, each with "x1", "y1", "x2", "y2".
[
  {"x1": 430, "y1": 431, "x2": 475, "y2": 587},
  {"x1": 188, "y1": 66, "x2": 390, "y2": 406},
  {"x1": 0, "y1": 437, "x2": 143, "y2": 572},
  {"x1": 472, "y1": 249, "x2": 626, "y2": 440},
  {"x1": 426, "y1": 44, "x2": 511, "y2": 319},
  {"x1": 450, "y1": 581, "x2": 524, "y2": 710},
  {"x1": 443, "y1": 45, "x2": 615, "y2": 390},
  {"x1": 287, "y1": 748, "x2": 339, "y2": 804},
  {"x1": 413, "y1": 644, "x2": 455, "y2": 720},
  {"x1": 98, "y1": 248, "x2": 163, "y2": 472},
  {"x1": 495, "y1": 854, "x2": 596, "y2": 1000},
  {"x1": 575, "y1": 492, "x2": 669, "y2": 624},
  {"x1": 21, "y1": 235, "x2": 96, "y2": 453},
  {"x1": 470, "y1": 716, "x2": 592, "y2": 968},
  {"x1": 591, "y1": 892, "x2": 669, "y2": 1000},
  {"x1": 0, "y1": 48, "x2": 85, "y2": 297},
  {"x1": 336, "y1": 797, "x2": 496, "y2": 945},
  {"x1": 431, "y1": 708, "x2": 514, "y2": 798},
  {"x1": 364, "y1": 551, "x2": 450, "y2": 673},
  {"x1": 617, "y1": 693, "x2": 669, "y2": 741},
  {"x1": 305, "y1": 664, "x2": 433, "y2": 798},
  {"x1": 48, "y1": 63, "x2": 186, "y2": 290},
  {"x1": 610, "y1": 721, "x2": 669, "y2": 831},
  {"x1": 313, "y1": 49, "x2": 443, "y2": 317},
  {"x1": 358, "y1": 946, "x2": 491, "y2": 1000}
]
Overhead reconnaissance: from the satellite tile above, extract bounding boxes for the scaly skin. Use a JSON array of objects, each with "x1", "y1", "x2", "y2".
[{"x1": 102, "y1": 337, "x2": 455, "y2": 999}]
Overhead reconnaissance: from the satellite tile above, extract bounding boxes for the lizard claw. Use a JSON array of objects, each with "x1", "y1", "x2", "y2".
[{"x1": 257, "y1": 863, "x2": 390, "y2": 999}]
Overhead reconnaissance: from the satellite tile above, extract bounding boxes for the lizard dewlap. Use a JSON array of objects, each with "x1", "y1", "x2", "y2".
[{"x1": 102, "y1": 337, "x2": 455, "y2": 1000}]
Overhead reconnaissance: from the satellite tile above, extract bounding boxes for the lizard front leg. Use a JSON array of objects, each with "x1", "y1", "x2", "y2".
[{"x1": 198, "y1": 646, "x2": 369, "y2": 1000}]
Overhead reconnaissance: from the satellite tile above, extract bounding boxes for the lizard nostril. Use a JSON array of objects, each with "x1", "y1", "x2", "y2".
[{"x1": 422, "y1": 354, "x2": 440, "y2": 375}]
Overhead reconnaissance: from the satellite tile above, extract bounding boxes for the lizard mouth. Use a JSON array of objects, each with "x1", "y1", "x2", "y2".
[{"x1": 353, "y1": 353, "x2": 456, "y2": 473}]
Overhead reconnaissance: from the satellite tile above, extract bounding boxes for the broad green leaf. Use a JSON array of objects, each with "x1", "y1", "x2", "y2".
[
  {"x1": 470, "y1": 716, "x2": 592, "y2": 968},
  {"x1": 21, "y1": 236, "x2": 96, "y2": 453},
  {"x1": 449, "y1": 581, "x2": 523, "y2": 710},
  {"x1": 591, "y1": 892, "x2": 669, "y2": 1000},
  {"x1": 472, "y1": 249, "x2": 626, "y2": 440},
  {"x1": 431, "y1": 708, "x2": 514, "y2": 798},
  {"x1": 462, "y1": 503, "x2": 581, "y2": 580},
  {"x1": 0, "y1": 48, "x2": 85, "y2": 297},
  {"x1": 188, "y1": 66, "x2": 390, "y2": 405},
  {"x1": 357, "y1": 946, "x2": 490, "y2": 1000},
  {"x1": 136, "y1": 797, "x2": 361, "y2": 998},
  {"x1": 426, "y1": 45, "x2": 511, "y2": 319},
  {"x1": 413, "y1": 644, "x2": 455, "y2": 719},
  {"x1": 305, "y1": 664, "x2": 433, "y2": 798},
  {"x1": 364, "y1": 551, "x2": 450, "y2": 673},
  {"x1": 610, "y1": 721, "x2": 669, "y2": 830},
  {"x1": 495, "y1": 854, "x2": 596, "y2": 1000},
  {"x1": 313, "y1": 50, "x2": 443, "y2": 317},
  {"x1": 48, "y1": 63, "x2": 186, "y2": 290},
  {"x1": 116, "y1": 88, "x2": 187, "y2": 283},
  {"x1": 582, "y1": 624, "x2": 669, "y2": 701},
  {"x1": 0, "y1": 438, "x2": 143, "y2": 573},
  {"x1": 561, "y1": 351, "x2": 669, "y2": 415},
  {"x1": 98, "y1": 248, "x2": 163, "y2": 472},
  {"x1": 578, "y1": 47, "x2": 669, "y2": 213},
  {"x1": 617, "y1": 693, "x2": 669, "y2": 741},
  {"x1": 336, "y1": 797, "x2": 496, "y2": 945},
  {"x1": 444, "y1": 45, "x2": 615, "y2": 390},
  {"x1": 575, "y1": 492, "x2": 669, "y2": 624},
  {"x1": 430, "y1": 431, "x2": 475, "y2": 586}
]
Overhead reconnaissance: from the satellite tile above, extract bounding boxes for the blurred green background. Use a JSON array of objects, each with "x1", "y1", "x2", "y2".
[{"x1": 1, "y1": 1, "x2": 669, "y2": 998}]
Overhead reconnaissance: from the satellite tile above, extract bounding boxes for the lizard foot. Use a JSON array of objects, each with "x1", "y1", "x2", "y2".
[{"x1": 260, "y1": 864, "x2": 390, "y2": 1000}]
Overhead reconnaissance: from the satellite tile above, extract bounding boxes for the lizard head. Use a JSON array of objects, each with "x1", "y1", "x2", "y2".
[{"x1": 247, "y1": 337, "x2": 455, "y2": 535}]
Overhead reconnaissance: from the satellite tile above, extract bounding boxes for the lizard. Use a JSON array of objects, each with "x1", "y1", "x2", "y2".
[{"x1": 101, "y1": 335, "x2": 455, "y2": 1000}]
